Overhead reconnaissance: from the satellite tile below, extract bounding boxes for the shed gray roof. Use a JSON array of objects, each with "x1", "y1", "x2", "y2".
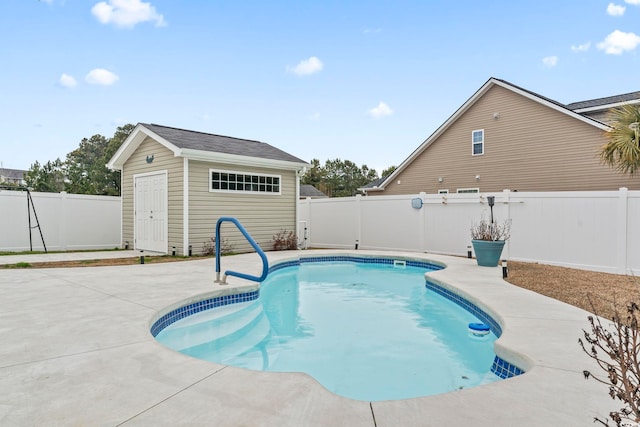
[
  {"x1": 300, "y1": 184, "x2": 328, "y2": 198},
  {"x1": 142, "y1": 123, "x2": 306, "y2": 164},
  {"x1": 567, "y1": 91, "x2": 640, "y2": 111}
]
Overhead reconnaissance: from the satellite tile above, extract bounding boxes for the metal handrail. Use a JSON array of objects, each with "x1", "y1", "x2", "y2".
[{"x1": 214, "y1": 217, "x2": 269, "y2": 285}]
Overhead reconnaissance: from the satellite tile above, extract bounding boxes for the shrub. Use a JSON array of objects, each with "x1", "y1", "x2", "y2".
[
  {"x1": 470, "y1": 217, "x2": 511, "y2": 241},
  {"x1": 202, "y1": 237, "x2": 234, "y2": 256},
  {"x1": 580, "y1": 295, "x2": 640, "y2": 426},
  {"x1": 272, "y1": 229, "x2": 297, "y2": 251}
]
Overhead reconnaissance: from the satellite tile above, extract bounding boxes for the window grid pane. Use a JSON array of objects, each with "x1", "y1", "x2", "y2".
[{"x1": 211, "y1": 170, "x2": 281, "y2": 194}]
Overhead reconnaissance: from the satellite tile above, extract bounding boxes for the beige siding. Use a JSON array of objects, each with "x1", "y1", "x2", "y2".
[
  {"x1": 377, "y1": 85, "x2": 640, "y2": 195},
  {"x1": 582, "y1": 110, "x2": 613, "y2": 124},
  {"x1": 121, "y1": 137, "x2": 184, "y2": 253},
  {"x1": 188, "y1": 161, "x2": 297, "y2": 255}
]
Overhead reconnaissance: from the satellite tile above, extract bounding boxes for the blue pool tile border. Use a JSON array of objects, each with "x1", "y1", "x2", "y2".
[
  {"x1": 425, "y1": 280, "x2": 502, "y2": 337},
  {"x1": 150, "y1": 290, "x2": 259, "y2": 337},
  {"x1": 269, "y1": 256, "x2": 443, "y2": 273},
  {"x1": 491, "y1": 356, "x2": 525, "y2": 379},
  {"x1": 425, "y1": 280, "x2": 524, "y2": 379}
]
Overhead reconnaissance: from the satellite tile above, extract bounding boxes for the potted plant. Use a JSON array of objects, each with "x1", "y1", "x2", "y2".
[{"x1": 470, "y1": 216, "x2": 511, "y2": 267}]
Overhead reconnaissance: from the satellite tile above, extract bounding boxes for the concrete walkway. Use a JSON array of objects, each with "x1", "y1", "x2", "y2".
[{"x1": 0, "y1": 250, "x2": 614, "y2": 426}]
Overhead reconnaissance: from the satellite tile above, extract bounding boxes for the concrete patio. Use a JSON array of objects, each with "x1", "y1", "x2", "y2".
[{"x1": 0, "y1": 250, "x2": 615, "y2": 426}]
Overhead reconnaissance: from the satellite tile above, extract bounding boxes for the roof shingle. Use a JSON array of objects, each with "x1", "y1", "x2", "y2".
[{"x1": 142, "y1": 123, "x2": 307, "y2": 164}]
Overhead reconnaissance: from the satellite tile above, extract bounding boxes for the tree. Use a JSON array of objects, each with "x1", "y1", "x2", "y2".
[
  {"x1": 381, "y1": 165, "x2": 397, "y2": 179},
  {"x1": 601, "y1": 105, "x2": 640, "y2": 176},
  {"x1": 301, "y1": 158, "x2": 385, "y2": 197},
  {"x1": 301, "y1": 158, "x2": 324, "y2": 189},
  {"x1": 65, "y1": 134, "x2": 110, "y2": 195},
  {"x1": 25, "y1": 124, "x2": 134, "y2": 196},
  {"x1": 24, "y1": 159, "x2": 66, "y2": 192}
]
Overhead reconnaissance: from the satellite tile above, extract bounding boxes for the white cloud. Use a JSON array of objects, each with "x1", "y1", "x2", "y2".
[
  {"x1": 542, "y1": 56, "x2": 558, "y2": 68},
  {"x1": 91, "y1": 0, "x2": 166, "y2": 28},
  {"x1": 625, "y1": 0, "x2": 640, "y2": 5},
  {"x1": 85, "y1": 68, "x2": 119, "y2": 85},
  {"x1": 607, "y1": 3, "x2": 626, "y2": 16},
  {"x1": 597, "y1": 30, "x2": 640, "y2": 54},
  {"x1": 571, "y1": 42, "x2": 591, "y2": 52},
  {"x1": 367, "y1": 101, "x2": 393, "y2": 119},
  {"x1": 288, "y1": 56, "x2": 323, "y2": 76},
  {"x1": 58, "y1": 73, "x2": 77, "y2": 88},
  {"x1": 363, "y1": 28, "x2": 382, "y2": 34}
]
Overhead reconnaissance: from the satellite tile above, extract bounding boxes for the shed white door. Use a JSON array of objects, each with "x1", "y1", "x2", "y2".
[{"x1": 135, "y1": 171, "x2": 168, "y2": 253}]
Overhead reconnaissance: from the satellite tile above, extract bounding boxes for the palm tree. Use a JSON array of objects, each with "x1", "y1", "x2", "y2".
[{"x1": 600, "y1": 104, "x2": 640, "y2": 175}]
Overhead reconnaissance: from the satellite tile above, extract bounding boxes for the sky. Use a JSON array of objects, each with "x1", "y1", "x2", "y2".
[{"x1": 2, "y1": 1, "x2": 640, "y2": 175}]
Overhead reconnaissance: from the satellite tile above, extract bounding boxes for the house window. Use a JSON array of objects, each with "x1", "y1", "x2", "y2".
[
  {"x1": 438, "y1": 189, "x2": 449, "y2": 194},
  {"x1": 210, "y1": 169, "x2": 281, "y2": 194},
  {"x1": 457, "y1": 188, "x2": 479, "y2": 193},
  {"x1": 472, "y1": 129, "x2": 484, "y2": 155}
]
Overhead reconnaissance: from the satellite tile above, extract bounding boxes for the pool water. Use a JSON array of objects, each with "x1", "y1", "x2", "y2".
[{"x1": 156, "y1": 261, "x2": 500, "y2": 401}]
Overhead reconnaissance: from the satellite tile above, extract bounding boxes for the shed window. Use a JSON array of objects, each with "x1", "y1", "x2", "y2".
[
  {"x1": 210, "y1": 169, "x2": 281, "y2": 194},
  {"x1": 457, "y1": 188, "x2": 479, "y2": 194},
  {"x1": 472, "y1": 129, "x2": 484, "y2": 155}
]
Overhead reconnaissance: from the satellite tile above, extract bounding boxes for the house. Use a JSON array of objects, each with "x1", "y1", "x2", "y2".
[
  {"x1": 107, "y1": 123, "x2": 308, "y2": 255},
  {"x1": 299, "y1": 184, "x2": 328, "y2": 199},
  {"x1": 360, "y1": 78, "x2": 640, "y2": 195},
  {"x1": 0, "y1": 168, "x2": 26, "y2": 186}
]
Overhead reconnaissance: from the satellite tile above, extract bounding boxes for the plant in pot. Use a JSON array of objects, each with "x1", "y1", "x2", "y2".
[{"x1": 470, "y1": 198, "x2": 511, "y2": 267}]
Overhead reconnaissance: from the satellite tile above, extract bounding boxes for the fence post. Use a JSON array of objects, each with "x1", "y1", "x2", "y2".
[
  {"x1": 419, "y1": 192, "x2": 427, "y2": 252},
  {"x1": 502, "y1": 189, "x2": 511, "y2": 261},
  {"x1": 60, "y1": 191, "x2": 68, "y2": 251},
  {"x1": 355, "y1": 194, "x2": 362, "y2": 249},
  {"x1": 617, "y1": 187, "x2": 629, "y2": 275}
]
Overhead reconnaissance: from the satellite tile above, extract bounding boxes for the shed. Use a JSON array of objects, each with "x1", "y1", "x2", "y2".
[{"x1": 107, "y1": 123, "x2": 309, "y2": 255}]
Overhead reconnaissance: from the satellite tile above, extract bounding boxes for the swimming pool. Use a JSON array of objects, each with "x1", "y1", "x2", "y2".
[{"x1": 153, "y1": 256, "x2": 521, "y2": 401}]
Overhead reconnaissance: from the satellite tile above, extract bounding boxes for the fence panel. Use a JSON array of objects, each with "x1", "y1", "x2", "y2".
[
  {"x1": 0, "y1": 191, "x2": 121, "y2": 252},
  {"x1": 360, "y1": 195, "x2": 424, "y2": 251},
  {"x1": 299, "y1": 188, "x2": 639, "y2": 274},
  {"x1": 302, "y1": 197, "x2": 359, "y2": 249}
]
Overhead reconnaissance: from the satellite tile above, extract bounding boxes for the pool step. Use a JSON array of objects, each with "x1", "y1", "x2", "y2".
[
  {"x1": 181, "y1": 310, "x2": 272, "y2": 365},
  {"x1": 157, "y1": 300, "x2": 264, "y2": 351}
]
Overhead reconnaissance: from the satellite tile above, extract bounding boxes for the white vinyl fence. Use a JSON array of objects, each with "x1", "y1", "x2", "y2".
[
  {"x1": 0, "y1": 190, "x2": 121, "y2": 252},
  {"x1": 298, "y1": 188, "x2": 640, "y2": 275}
]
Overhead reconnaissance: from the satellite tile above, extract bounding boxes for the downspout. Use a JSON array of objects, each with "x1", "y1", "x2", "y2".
[
  {"x1": 296, "y1": 167, "x2": 306, "y2": 238},
  {"x1": 183, "y1": 157, "x2": 189, "y2": 256}
]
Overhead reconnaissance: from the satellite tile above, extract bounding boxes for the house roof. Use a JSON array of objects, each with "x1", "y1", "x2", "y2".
[
  {"x1": 359, "y1": 176, "x2": 387, "y2": 190},
  {"x1": 300, "y1": 184, "x2": 328, "y2": 198},
  {"x1": 0, "y1": 168, "x2": 26, "y2": 180},
  {"x1": 566, "y1": 90, "x2": 640, "y2": 113},
  {"x1": 360, "y1": 77, "x2": 612, "y2": 193},
  {"x1": 107, "y1": 123, "x2": 309, "y2": 171}
]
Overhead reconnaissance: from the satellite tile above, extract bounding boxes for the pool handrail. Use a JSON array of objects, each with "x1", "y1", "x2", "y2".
[{"x1": 214, "y1": 217, "x2": 269, "y2": 285}]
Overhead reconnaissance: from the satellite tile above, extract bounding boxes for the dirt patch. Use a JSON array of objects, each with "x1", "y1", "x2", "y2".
[
  {"x1": 506, "y1": 261, "x2": 640, "y2": 319},
  {"x1": 0, "y1": 255, "x2": 210, "y2": 269}
]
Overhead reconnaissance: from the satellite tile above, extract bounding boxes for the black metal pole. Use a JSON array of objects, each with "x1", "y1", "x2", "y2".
[
  {"x1": 28, "y1": 190, "x2": 47, "y2": 253},
  {"x1": 27, "y1": 190, "x2": 33, "y2": 251}
]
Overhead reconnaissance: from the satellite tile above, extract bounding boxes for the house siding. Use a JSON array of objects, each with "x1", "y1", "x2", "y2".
[
  {"x1": 188, "y1": 160, "x2": 297, "y2": 255},
  {"x1": 376, "y1": 85, "x2": 640, "y2": 195},
  {"x1": 581, "y1": 110, "x2": 612, "y2": 124},
  {"x1": 121, "y1": 137, "x2": 184, "y2": 253}
]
